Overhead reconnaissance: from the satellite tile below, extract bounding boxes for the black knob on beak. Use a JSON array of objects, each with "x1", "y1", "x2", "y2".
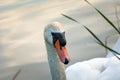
[
  {"x1": 59, "y1": 39, "x2": 66, "y2": 47},
  {"x1": 52, "y1": 32, "x2": 66, "y2": 47}
]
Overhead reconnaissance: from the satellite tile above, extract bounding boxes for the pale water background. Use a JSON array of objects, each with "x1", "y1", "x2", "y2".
[{"x1": 0, "y1": 0, "x2": 120, "y2": 80}]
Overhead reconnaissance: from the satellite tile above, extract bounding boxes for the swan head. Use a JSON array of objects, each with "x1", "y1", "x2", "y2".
[{"x1": 44, "y1": 22, "x2": 70, "y2": 65}]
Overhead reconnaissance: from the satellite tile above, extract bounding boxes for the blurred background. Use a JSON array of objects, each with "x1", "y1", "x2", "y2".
[{"x1": 0, "y1": 0, "x2": 120, "y2": 80}]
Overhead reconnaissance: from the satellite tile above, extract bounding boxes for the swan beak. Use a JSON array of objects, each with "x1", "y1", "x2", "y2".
[{"x1": 55, "y1": 40, "x2": 70, "y2": 65}]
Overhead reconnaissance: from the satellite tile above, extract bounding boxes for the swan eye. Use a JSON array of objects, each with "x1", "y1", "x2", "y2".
[{"x1": 51, "y1": 32, "x2": 66, "y2": 47}]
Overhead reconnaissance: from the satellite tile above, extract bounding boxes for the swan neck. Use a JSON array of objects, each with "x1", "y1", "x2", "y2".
[{"x1": 45, "y1": 41, "x2": 66, "y2": 80}]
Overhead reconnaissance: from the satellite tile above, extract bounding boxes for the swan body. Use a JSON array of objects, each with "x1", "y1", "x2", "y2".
[
  {"x1": 44, "y1": 22, "x2": 120, "y2": 80},
  {"x1": 66, "y1": 56, "x2": 120, "y2": 80},
  {"x1": 66, "y1": 38, "x2": 120, "y2": 80},
  {"x1": 66, "y1": 58, "x2": 108, "y2": 80}
]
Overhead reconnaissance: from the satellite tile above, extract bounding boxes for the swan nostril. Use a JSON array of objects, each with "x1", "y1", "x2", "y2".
[{"x1": 64, "y1": 58, "x2": 69, "y2": 65}]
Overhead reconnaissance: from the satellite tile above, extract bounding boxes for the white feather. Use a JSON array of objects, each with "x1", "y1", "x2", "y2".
[{"x1": 66, "y1": 37, "x2": 120, "y2": 80}]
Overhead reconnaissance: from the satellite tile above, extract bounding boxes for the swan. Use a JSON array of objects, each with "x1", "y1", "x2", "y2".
[
  {"x1": 44, "y1": 22, "x2": 70, "y2": 80},
  {"x1": 44, "y1": 22, "x2": 120, "y2": 80}
]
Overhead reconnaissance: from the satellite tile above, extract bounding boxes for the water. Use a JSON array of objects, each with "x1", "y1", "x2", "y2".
[{"x1": 0, "y1": 0, "x2": 120, "y2": 80}]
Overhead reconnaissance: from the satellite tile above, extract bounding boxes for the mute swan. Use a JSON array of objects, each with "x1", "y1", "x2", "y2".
[
  {"x1": 44, "y1": 22, "x2": 120, "y2": 80},
  {"x1": 44, "y1": 22, "x2": 70, "y2": 80}
]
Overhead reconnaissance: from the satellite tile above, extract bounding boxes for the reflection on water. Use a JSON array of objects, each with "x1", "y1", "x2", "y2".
[
  {"x1": 0, "y1": 0, "x2": 84, "y2": 69},
  {"x1": 0, "y1": 0, "x2": 120, "y2": 69}
]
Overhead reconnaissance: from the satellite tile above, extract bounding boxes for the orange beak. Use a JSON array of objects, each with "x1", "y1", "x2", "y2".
[{"x1": 55, "y1": 40, "x2": 70, "y2": 64}]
